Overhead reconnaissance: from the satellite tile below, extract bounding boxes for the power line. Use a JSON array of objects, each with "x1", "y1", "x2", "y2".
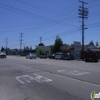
[
  {"x1": 17, "y1": 0, "x2": 63, "y2": 15},
  {"x1": 88, "y1": 0, "x2": 99, "y2": 4},
  {"x1": 87, "y1": 23, "x2": 100, "y2": 26},
  {"x1": 0, "y1": 6, "x2": 78, "y2": 41},
  {"x1": 10, "y1": 23, "x2": 100, "y2": 49},
  {"x1": 0, "y1": 3, "x2": 78, "y2": 35},
  {"x1": 0, "y1": 1, "x2": 78, "y2": 34},
  {"x1": 0, "y1": 3, "x2": 46, "y2": 20},
  {"x1": 10, "y1": 28, "x2": 80, "y2": 48},
  {"x1": 88, "y1": 24, "x2": 100, "y2": 28},
  {"x1": 20, "y1": 1, "x2": 78, "y2": 37},
  {"x1": 24, "y1": 6, "x2": 78, "y2": 38},
  {"x1": 88, "y1": 1, "x2": 100, "y2": 8},
  {"x1": 19, "y1": 27, "x2": 80, "y2": 45}
]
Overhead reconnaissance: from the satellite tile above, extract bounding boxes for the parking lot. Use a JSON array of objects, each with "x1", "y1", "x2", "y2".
[{"x1": 0, "y1": 56, "x2": 100, "y2": 100}]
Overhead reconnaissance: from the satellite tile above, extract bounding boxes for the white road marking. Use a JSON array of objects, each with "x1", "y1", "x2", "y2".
[
  {"x1": 16, "y1": 76, "x2": 25, "y2": 84},
  {"x1": 34, "y1": 73, "x2": 53, "y2": 82},
  {"x1": 58, "y1": 69, "x2": 90, "y2": 76},
  {"x1": 16, "y1": 74, "x2": 53, "y2": 84},
  {"x1": 22, "y1": 75, "x2": 42, "y2": 83}
]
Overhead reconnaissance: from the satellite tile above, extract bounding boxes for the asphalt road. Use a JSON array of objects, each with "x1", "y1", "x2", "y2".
[{"x1": 0, "y1": 56, "x2": 100, "y2": 100}]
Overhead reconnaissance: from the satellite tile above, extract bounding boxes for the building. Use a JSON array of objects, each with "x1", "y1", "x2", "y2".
[{"x1": 36, "y1": 46, "x2": 51, "y2": 57}]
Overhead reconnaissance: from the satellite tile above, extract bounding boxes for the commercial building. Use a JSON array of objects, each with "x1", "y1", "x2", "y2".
[{"x1": 36, "y1": 46, "x2": 51, "y2": 57}]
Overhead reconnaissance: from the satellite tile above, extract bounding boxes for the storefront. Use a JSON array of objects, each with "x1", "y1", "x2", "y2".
[{"x1": 36, "y1": 46, "x2": 51, "y2": 57}]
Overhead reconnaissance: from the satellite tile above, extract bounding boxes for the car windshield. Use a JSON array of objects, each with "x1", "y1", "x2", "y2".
[{"x1": 0, "y1": 0, "x2": 100, "y2": 100}]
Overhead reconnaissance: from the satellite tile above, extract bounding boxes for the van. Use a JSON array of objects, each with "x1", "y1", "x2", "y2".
[
  {"x1": 63, "y1": 53, "x2": 74, "y2": 60},
  {"x1": 85, "y1": 51, "x2": 98, "y2": 62}
]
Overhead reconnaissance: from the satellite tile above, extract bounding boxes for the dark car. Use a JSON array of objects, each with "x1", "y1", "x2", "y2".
[
  {"x1": 40, "y1": 54, "x2": 47, "y2": 58},
  {"x1": 85, "y1": 51, "x2": 98, "y2": 62},
  {"x1": 49, "y1": 54, "x2": 55, "y2": 59},
  {"x1": 63, "y1": 53, "x2": 74, "y2": 60}
]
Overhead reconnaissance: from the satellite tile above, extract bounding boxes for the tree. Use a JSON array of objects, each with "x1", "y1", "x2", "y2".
[
  {"x1": 38, "y1": 43, "x2": 45, "y2": 46},
  {"x1": 24, "y1": 46, "x2": 26, "y2": 50},
  {"x1": 1, "y1": 46, "x2": 5, "y2": 52},
  {"x1": 26, "y1": 46, "x2": 29, "y2": 50},
  {"x1": 71, "y1": 43, "x2": 74, "y2": 47},
  {"x1": 96, "y1": 41, "x2": 99, "y2": 46},
  {"x1": 53, "y1": 35, "x2": 63, "y2": 53},
  {"x1": 30, "y1": 46, "x2": 32, "y2": 50},
  {"x1": 89, "y1": 41, "x2": 94, "y2": 46}
]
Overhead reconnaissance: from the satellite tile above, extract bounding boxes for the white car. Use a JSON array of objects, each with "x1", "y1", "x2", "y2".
[
  {"x1": 26, "y1": 53, "x2": 36, "y2": 59},
  {"x1": 55, "y1": 53, "x2": 63, "y2": 60},
  {"x1": 0, "y1": 52, "x2": 6, "y2": 58}
]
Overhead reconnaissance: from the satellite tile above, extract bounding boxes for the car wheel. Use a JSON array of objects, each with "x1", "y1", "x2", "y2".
[
  {"x1": 85, "y1": 59, "x2": 88, "y2": 62},
  {"x1": 95, "y1": 60, "x2": 98, "y2": 62}
]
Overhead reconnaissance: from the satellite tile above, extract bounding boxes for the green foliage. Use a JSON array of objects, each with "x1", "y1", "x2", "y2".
[
  {"x1": 1, "y1": 46, "x2": 5, "y2": 52},
  {"x1": 38, "y1": 43, "x2": 45, "y2": 46},
  {"x1": 22, "y1": 46, "x2": 34, "y2": 56},
  {"x1": 89, "y1": 41, "x2": 94, "y2": 46},
  {"x1": 71, "y1": 43, "x2": 74, "y2": 46},
  {"x1": 51, "y1": 46, "x2": 55, "y2": 54},
  {"x1": 52, "y1": 36, "x2": 63, "y2": 53},
  {"x1": 30, "y1": 46, "x2": 32, "y2": 50},
  {"x1": 96, "y1": 41, "x2": 99, "y2": 46}
]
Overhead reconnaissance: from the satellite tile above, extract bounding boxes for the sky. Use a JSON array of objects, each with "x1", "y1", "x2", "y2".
[{"x1": 0, "y1": 0, "x2": 100, "y2": 49}]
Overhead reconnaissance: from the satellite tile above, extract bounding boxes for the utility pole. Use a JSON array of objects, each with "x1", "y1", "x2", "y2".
[
  {"x1": 5, "y1": 38, "x2": 8, "y2": 54},
  {"x1": 19, "y1": 33, "x2": 23, "y2": 54},
  {"x1": 78, "y1": 0, "x2": 88, "y2": 53},
  {"x1": 5, "y1": 38, "x2": 8, "y2": 49},
  {"x1": 40, "y1": 37, "x2": 42, "y2": 43}
]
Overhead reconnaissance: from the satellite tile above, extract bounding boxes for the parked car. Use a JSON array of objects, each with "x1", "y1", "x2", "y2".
[
  {"x1": 0, "y1": 52, "x2": 6, "y2": 58},
  {"x1": 55, "y1": 53, "x2": 63, "y2": 60},
  {"x1": 40, "y1": 54, "x2": 47, "y2": 58},
  {"x1": 0, "y1": 53, "x2": 6, "y2": 58},
  {"x1": 85, "y1": 51, "x2": 98, "y2": 62},
  {"x1": 26, "y1": 53, "x2": 36, "y2": 59},
  {"x1": 63, "y1": 53, "x2": 74, "y2": 60},
  {"x1": 49, "y1": 54, "x2": 55, "y2": 59}
]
